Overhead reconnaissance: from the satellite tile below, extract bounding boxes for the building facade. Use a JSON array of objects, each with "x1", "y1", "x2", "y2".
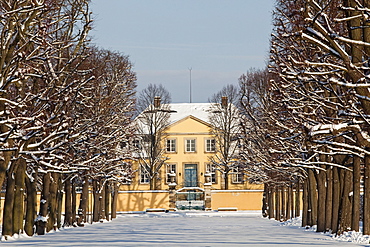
[{"x1": 121, "y1": 103, "x2": 263, "y2": 192}]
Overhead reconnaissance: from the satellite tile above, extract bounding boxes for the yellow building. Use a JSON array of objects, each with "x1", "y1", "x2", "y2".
[{"x1": 121, "y1": 103, "x2": 262, "y2": 192}]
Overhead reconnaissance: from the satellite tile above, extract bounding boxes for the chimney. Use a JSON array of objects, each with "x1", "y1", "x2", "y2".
[
  {"x1": 154, "y1": 96, "x2": 161, "y2": 108},
  {"x1": 221, "y1": 96, "x2": 228, "y2": 108}
]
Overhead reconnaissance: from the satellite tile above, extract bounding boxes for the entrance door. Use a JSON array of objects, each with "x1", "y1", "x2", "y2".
[{"x1": 184, "y1": 164, "x2": 198, "y2": 187}]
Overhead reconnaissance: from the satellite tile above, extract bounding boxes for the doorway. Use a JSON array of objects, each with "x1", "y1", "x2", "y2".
[{"x1": 184, "y1": 164, "x2": 198, "y2": 187}]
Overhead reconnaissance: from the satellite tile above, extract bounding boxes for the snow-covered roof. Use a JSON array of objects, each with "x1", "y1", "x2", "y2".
[{"x1": 167, "y1": 103, "x2": 214, "y2": 125}]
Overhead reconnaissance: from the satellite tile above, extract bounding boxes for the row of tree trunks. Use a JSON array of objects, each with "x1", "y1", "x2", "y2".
[
  {"x1": 271, "y1": 161, "x2": 364, "y2": 236},
  {"x1": 263, "y1": 182, "x2": 301, "y2": 221},
  {"x1": 2, "y1": 169, "x2": 121, "y2": 238}
]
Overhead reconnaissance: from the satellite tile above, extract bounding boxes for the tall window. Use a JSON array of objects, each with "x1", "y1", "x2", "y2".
[
  {"x1": 140, "y1": 166, "x2": 149, "y2": 184},
  {"x1": 185, "y1": 139, "x2": 196, "y2": 152},
  {"x1": 166, "y1": 163, "x2": 177, "y2": 183},
  {"x1": 166, "y1": 139, "x2": 176, "y2": 152},
  {"x1": 231, "y1": 167, "x2": 243, "y2": 183},
  {"x1": 206, "y1": 163, "x2": 216, "y2": 183},
  {"x1": 205, "y1": 139, "x2": 216, "y2": 152},
  {"x1": 133, "y1": 139, "x2": 141, "y2": 149}
]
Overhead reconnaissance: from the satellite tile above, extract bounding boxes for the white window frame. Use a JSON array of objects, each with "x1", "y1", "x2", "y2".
[
  {"x1": 185, "y1": 139, "x2": 196, "y2": 152},
  {"x1": 166, "y1": 163, "x2": 177, "y2": 183},
  {"x1": 205, "y1": 138, "x2": 216, "y2": 152},
  {"x1": 206, "y1": 163, "x2": 217, "y2": 184},
  {"x1": 166, "y1": 138, "x2": 176, "y2": 153},
  {"x1": 231, "y1": 167, "x2": 243, "y2": 184},
  {"x1": 140, "y1": 166, "x2": 149, "y2": 184}
]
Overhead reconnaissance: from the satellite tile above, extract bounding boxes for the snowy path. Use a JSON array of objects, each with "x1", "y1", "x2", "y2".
[{"x1": 1, "y1": 211, "x2": 368, "y2": 246}]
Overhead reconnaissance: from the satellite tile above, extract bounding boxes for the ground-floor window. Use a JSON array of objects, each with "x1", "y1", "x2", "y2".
[
  {"x1": 231, "y1": 167, "x2": 243, "y2": 183},
  {"x1": 140, "y1": 165, "x2": 149, "y2": 184},
  {"x1": 206, "y1": 163, "x2": 217, "y2": 183},
  {"x1": 166, "y1": 163, "x2": 177, "y2": 183}
]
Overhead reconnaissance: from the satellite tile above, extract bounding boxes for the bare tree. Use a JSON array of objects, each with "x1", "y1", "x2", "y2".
[
  {"x1": 208, "y1": 84, "x2": 244, "y2": 190},
  {"x1": 135, "y1": 84, "x2": 172, "y2": 190}
]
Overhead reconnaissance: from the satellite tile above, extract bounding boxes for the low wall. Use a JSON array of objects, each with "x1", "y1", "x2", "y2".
[
  {"x1": 117, "y1": 190, "x2": 169, "y2": 212},
  {"x1": 211, "y1": 190, "x2": 264, "y2": 211}
]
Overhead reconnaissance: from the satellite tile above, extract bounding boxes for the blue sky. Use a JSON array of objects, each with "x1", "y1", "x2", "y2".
[{"x1": 90, "y1": 1, "x2": 275, "y2": 103}]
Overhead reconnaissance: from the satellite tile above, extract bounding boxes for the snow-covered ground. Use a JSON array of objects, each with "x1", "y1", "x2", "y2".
[{"x1": 1, "y1": 211, "x2": 369, "y2": 246}]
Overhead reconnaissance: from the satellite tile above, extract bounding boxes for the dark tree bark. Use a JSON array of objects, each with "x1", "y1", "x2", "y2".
[
  {"x1": 352, "y1": 156, "x2": 361, "y2": 232},
  {"x1": 78, "y1": 176, "x2": 89, "y2": 226},
  {"x1": 302, "y1": 180, "x2": 308, "y2": 227},
  {"x1": 2, "y1": 164, "x2": 16, "y2": 238},
  {"x1": 13, "y1": 159, "x2": 26, "y2": 235},
  {"x1": 72, "y1": 180, "x2": 77, "y2": 225},
  {"x1": 64, "y1": 178, "x2": 73, "y2": 227},
  {"x1": 92, "y1": 179, "x2": 101, "y2": 222},
  {"x1": 308, "y1": 169, "x2": 317, "y2": 227},
  {"x1": 24, "y1": 170, "x2": 37, "y2": 236},
  {"x1": 316, "y1": 168, "x2": 327, "y2": 232},
  {"x1": 111, "y1": 182, "x2": 119, "y2": 219},
  {"x1": 331, "y1": 167, "x2": 340, "y2": 233},
  {"x1": 36, "y1": 173, "x2": 51, "y2": 235},
  {"x1": 104, "y1": 182, "x2": 110, "y2": 221},
  {"x1": 47, "y1": 172, "x2": 58, "y2": 232},
  {"x1": 295, "y1": 181, "x2": 300, "y2": 218},
  {"x1": 268, "y1": 185, "x2": 275, "y2": 219},
  {"x1": 364, "y1": 154, "x2": 370, "y2": 235},
  {"x1": 325, "y1": 167, "x2": 333, "y2": 232},
  {"x1": 275, "y1": 186, "x2": 281, "y2": 221}
]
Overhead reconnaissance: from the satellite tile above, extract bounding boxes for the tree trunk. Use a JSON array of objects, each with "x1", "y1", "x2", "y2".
[
  {"x1": 93, "y1": 179, "x2": 101, "y2": 222},
  {"x1": 331, "y1": 166, "x2": 340, "y2": 233},
  {"x1": 337, "y1": 169, "x2": 353, "y2": 235},
  {"x1": 295, "y1": 181, "x2": 300, "y2": 218},
  {"x1": 275, "y1": 186, "x2": 281, "y2": 221},
  {"x1": 2, "y1": 163, "x2": 16, "y2": 238},
  {"x1": 24, "y1": 170, "x2": 37, "y2": 236},
  {"x1": 13, "y1": 158, "x2": 26, "y2": 235},
  {"x1": 47, "y1": 172, "x2": 58, "y2": 232},
  {"x1": 308, "y1": 169, "x2": 317, "y2": 227},
  {"x1": 268, "y1": 185, "x2": 274, "y2": 219},
  {"x1": 364, "y1": 154, "x2": 370, "y2": 235},
  {"x1": 72, "y1": 180, "x2": 77, "y2": 225},
  {"x1": 56, "y1": 174, "x2": 63, "y2": 229},
  {"x1": 325, "y1": 167, "x2": 333, "y2": 232},
  {"x1": 316, "y1": 168, "x2": 326, "y2": 232},
  {"x1": 281, "y1": 186, "x2": 286, "y2": 221},
  {"x1": 105, "y1": 182, "x2": 110, "y2": 221},
  {"x1": 36, "y1": 172, "x2": 51, "y2": 235},
  {"x1": 111, "y1": 182, "x2": 119, "y2": 219},
  {"x1": 287, "y1": 183, "x2": 292, "y2": 220},
  {"x1": 101, "y1": 182, "x2": 106, "y2": 220},
  {"x1": 64, "y1": 178, "x2": 73, "y2": 227},
  {"x1": 262, "y1": 184, "x2": 268, "y2": 217},
  {"x1": 302, "y1": 179, "x2": 308, "y2": 227},
  {"x1": 78, "y1": 176, "x2": 89, "y2": 226},
  {"x1": 352, "y1": 156, "x2": 360, "y2": 232}
]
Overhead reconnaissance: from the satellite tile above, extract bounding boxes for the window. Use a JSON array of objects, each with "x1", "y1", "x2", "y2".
[
  {"x1": 166, "y1": 139, "x2": 176, "y2": 152},
  {"x1": 232, "y1": 167, "x2": 243, "y2": 183},
  {"x1": 206, "y1": 163, "x2": 217, "y2": 183},
  {"x1": 166, "y1": 163, "x2": 177, "y2": 183},
  {"x1": 205, "y1": 139, "x2": 216, "y2": 152},
  {"x1": 133, "y1": 139, "x2": 141, "y2": 149},
  {"x1": 140, "y1": 165, "x2": 149, "y2": 184},
  {"x1": 185, "y1": 139, "x2": 196, "y2": 152}
]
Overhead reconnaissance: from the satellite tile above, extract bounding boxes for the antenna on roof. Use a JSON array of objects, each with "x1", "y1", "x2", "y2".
[{"x1": 188, "y1": 67, "x2": 192, "y2": 103}]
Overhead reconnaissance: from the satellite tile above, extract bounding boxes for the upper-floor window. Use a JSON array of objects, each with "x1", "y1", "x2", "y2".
[
  {"x1": 166, "y1": 163, "x2": 177, "y2": 183},
  {"x1": 166, "y1": 139, "x2": 176, "y2": 152},
  {"x1": 185, "y1": 139, "x2": 196, "y2": 152},
  {"x1": 205, "y1": 139, "x2": 216, "y2": 152},
  {"x1": 231, "y1": 167, "x2": 243, "y2": 183}
]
